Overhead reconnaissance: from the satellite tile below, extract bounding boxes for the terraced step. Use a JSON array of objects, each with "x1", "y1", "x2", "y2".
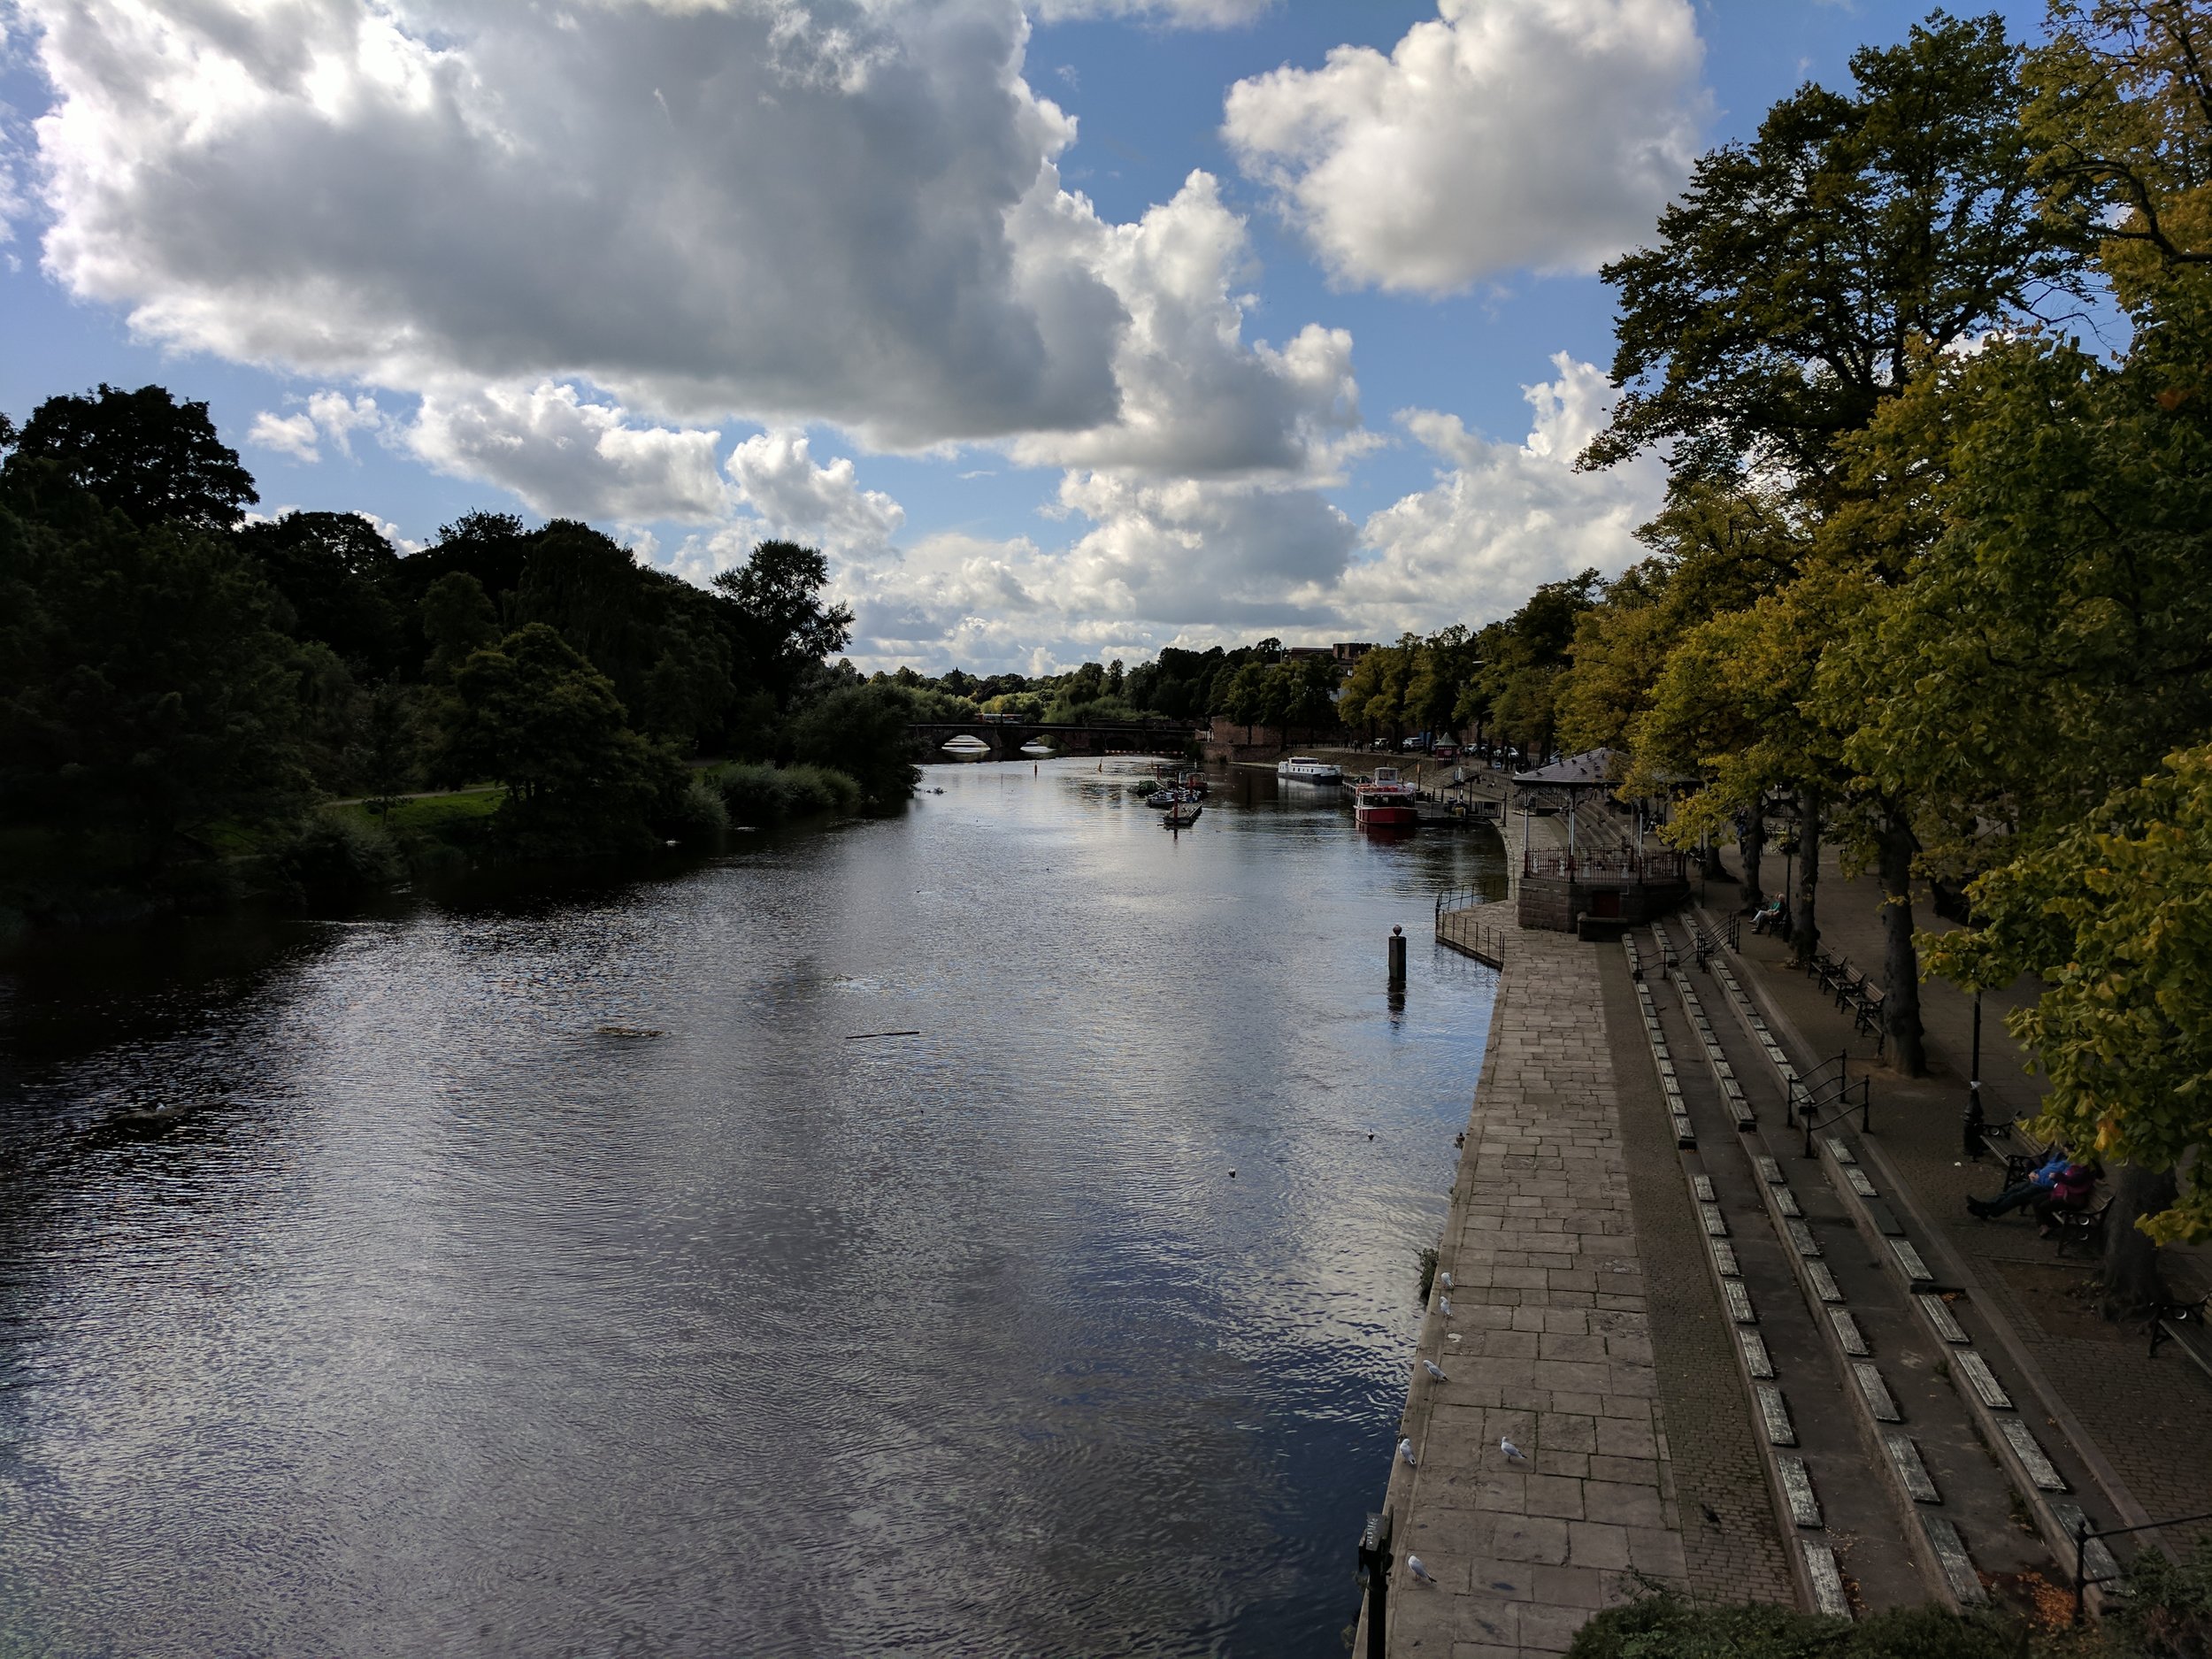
[{"x1": 1686, "y1": 904, "x2": 2129, "y2": 1618}]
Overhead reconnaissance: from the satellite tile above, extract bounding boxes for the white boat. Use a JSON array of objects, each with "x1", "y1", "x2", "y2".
[{"x1": 1277, "y1": 756, "x2": 1342, "y2": 784}]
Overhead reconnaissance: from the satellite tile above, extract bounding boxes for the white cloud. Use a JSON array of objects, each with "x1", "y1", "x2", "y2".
[
  {"x1": 248, "y1": 410, "x2": 321, "y2": 463},
  {"x1": 1325, "y1": 354, "x2": 1662, "y2": 634},
  {"x1": 1029, "y1": 0, "x2": 1275, "y2": 27},
  {"x1": 250, "y1": 389, "x2": 395, "y2": 463},
  {"x1": 405, "y1": 381, "x2": 730, "y2": 524},
  {"x1": 726, "y1": 429, "x2": 906, "y2": 557},
  {"x1": 304, "y1": 390, "x2": 388, "y2": 458},
  {"x1": 1006, "y1": 171, "x2": 1375, "y2": 480},
  {"x1": 1223, "y1": 0, "x2": 1705, "y2": 293},
  {"x1": 24, "y1": 1, "x2": 1117, "y2": 449},
  {"x1": 25, "y1": 0, "x2": 1371, "y2": 537}
]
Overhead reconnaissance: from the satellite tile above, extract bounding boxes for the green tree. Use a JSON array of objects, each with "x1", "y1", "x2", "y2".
[
  {"x1": 787, "y1": 683, "x2": 919, "y2": 812},
  {"x1": 239, "y1": 510, "x2": 405, "y2": 674},
  {"x1": 711, "y1": 541, "x2": 854, "y2": 715},
  {"x1": 442, "y1": 623, "x2": 677, "y2": 852},
  {"x1": 421, "y1": 572, "x2": 500, "y2": 682},
  {"x1": 1926, "y1": 744, "x2": 2212, "y2": 1306},
  {"x1": 10, "y1": 383, "x2": 259, "y2": 529},
  {"x1": 1586, "y1": 12, "x2": 2080, "y2": 493},
  {"x1": 0, "y1": 461, "x2": 305, "y2": 849}
]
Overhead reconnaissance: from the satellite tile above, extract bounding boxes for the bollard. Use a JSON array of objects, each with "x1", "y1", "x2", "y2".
[
  {"x1": 1388, "y1": 925, "x2": 1408, "y2": 988},
  {"x1": 1356, "y1": 1509, "x2": 1394, "y2": 1659}
]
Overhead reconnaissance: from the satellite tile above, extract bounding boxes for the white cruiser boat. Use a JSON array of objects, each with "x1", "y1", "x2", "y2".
[{"x1": 1276, "y1": 756, "x2": 1343, "y2": 784}]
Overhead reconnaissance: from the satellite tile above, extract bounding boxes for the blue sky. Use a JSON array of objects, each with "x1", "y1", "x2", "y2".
[{"x1": 0, "y1": 0, "x2": 2042, "y2": 672}]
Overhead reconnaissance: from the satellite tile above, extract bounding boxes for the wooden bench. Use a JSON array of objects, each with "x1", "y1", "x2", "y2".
[
  {"x1": 1831, "y1": 961, "x2": 1869, "y2": 1010},
  {"x1": 2051, "y1": 1195, "x2": 2114, "y2": 1258},
  {"x1": 2147, "y1": 1293, "x2": 2212, "y2": 1377}
]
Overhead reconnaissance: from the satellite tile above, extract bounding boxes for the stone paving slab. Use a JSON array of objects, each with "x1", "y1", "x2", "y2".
[{"x1": 1382, "y1": 916, "x2": 1688, "y2": 1659}]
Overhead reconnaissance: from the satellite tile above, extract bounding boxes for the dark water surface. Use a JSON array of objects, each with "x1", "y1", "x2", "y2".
[{"x1": 0, "y1": 758, "x2": 1505, "y2": 1658}]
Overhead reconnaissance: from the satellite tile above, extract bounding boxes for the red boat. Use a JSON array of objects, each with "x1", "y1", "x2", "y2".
[{"x1": 1354, "y1": 766, "x2": 1419, "y2": 831}]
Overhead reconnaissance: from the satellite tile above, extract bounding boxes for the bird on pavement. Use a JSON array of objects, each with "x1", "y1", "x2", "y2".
[
  {"x1": 1407, "y1": 1555, "x2": 1438, "y2": 1585},
  {"x1": 1439, "y1": 1271, "x2": 1454, "y2": 1290},
  {"x1": 1398, "y1": 1438, "x2": 1417, "y2": 1467},
  {"x1": 1500, "y1": 1437, "x2": 1527, "y2": 1463},
  {"x1": 1438, "y1": 1294, "x2": 1454, "y2": 1318},
  {"x1": 1423, "y1": 1359, "x2": 1449, "y2": 1382}
]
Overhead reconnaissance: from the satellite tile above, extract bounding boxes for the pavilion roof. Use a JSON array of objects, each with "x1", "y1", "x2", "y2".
[{"x1": 1512, "y1": 747, "x2": 1620, "y2": 787}]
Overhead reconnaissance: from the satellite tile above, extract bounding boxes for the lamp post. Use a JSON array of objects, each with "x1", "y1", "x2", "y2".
[{"x1": 1962, "y1": 988, "x2": 1986, "y2": 1157}]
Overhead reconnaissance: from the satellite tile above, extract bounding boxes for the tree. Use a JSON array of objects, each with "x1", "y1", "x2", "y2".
[
  {"x1": 442, "y1": 623, "x2": 677, "y2": 851},
  {"x1": 421, "y1": 572, "x2": 500, "y2": 682},
  {"x1": 1925, "y1": 744, "x2": 2212, "y2": 1309},
  {"x1": 0, "y1": 460, "x2": 306, "y2": 848},
  {"x1": 1586, "y1": 12, "x2": 2081, "y2": 494},
  {"x1": 711, "y1": 541, "x2": 854, "y2": 715},
  {"x1": 8, "y1": 383, "x2": 259, "y2": 529},
  {"x1": 786, "y1": 683, "x2": 919, "y2": 812},
  {"x1": 238, "y1": 511, "x2": 405, "y2": 674},
  {"x1": 2027, "y1": 0, "x2": 2212, "y2": 291}
]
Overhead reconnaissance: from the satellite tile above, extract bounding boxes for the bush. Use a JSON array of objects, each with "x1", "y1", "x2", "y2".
[
  {"x1": 657, "y1": 775, "x2": 729, "y2": 847},
  {"x1": 786, "y1": 682, "x2": 921, "y2": 812},
  {"x1": 1569, "y1": 1594, "x2": 2020, "y2": 1659},
  {"x1": 711, "y1": 761, "x2": 863, "y2": 826},
  {"x1": 780, "y1": 763, "x2": 862, "y2": 818},
  {"x1": 2108, "y1": 1536, "x2": 2212, "y2": 1659},
  {"x1": 272, "y1": 810, "x2": 404, "y2": 897}
]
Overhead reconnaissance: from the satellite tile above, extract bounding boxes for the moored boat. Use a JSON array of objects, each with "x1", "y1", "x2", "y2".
[
  {"x1": 1277, "y1": 756, "x2": 1342, "y2": 784},
  {"x1": 1354, "y1": 766, "x2": 1419, "y2": 831},
  {"x1": 1163, "y1": 798, "x2": 1202, "y2": 829}
]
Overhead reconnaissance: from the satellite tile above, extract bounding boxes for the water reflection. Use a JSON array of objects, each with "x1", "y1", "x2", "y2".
[{"x1": 0, "y1": 758, "x2": 1506, "y2": 1657}]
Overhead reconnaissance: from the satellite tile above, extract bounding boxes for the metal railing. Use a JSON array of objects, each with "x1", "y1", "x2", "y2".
[
  {"x1": 1435, "y1": 887, "x2": 1506, "y2": 967},
  {"x1": 1520, "y1": 849, "x2": 1689, "y2": 882},
  {"x1": 2072, "y1": 1507, "x2": 2212, "y2": 1624}
]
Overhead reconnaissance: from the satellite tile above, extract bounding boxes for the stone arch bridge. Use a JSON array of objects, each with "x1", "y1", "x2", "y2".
[{"x1": 910, "y1": 718, "x2": 1204, "y2": 759}]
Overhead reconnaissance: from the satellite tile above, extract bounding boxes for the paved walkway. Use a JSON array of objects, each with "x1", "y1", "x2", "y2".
[
  {"x1": 1709, "y1": 851, "x2": 2212, "y2": 1530},
  {"x1": 1378, "y1": 918, "x2": 1690, "y2": 1658}
]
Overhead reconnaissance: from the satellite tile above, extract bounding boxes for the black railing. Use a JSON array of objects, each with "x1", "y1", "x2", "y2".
[
  {"x1": 1520, "y1": 849, "x2": 1689, "y2": 882},
  {"x1": 2072, "y1": 1508, "x2": 2212, "y2": 1623}
]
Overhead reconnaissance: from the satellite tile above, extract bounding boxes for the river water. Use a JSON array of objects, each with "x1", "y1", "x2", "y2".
[{"x1": 0, "y1": 757, "x2": 1505, "y2": 1658}]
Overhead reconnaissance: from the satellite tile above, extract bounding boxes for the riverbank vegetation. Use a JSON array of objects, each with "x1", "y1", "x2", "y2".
[
  {"x1": 0, "y1": 391, "x2": 919, "y2": 931},
  {"x1": 1571, "y1": 1533, "x2": 2212, "y2": 1658}
]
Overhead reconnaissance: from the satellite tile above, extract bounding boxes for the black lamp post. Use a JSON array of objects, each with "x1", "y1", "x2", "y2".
[{"x1": 1962, "y1": 988, "x2": 1986, "y2": 1157}]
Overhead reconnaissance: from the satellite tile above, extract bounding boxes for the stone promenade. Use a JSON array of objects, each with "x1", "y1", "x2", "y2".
[{"x1": 1377, "y1": 918, "x2": 1689, "y2": 1658}]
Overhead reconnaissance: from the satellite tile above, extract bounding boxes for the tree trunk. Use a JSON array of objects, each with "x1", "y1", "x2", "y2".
[
  {"x1": 1740, "y1": 812, "x2": 1766, "y2": 910},
  {"x1": 1793, "y1": 785, "x2": 1822, "y2": 965},
  {"x1": 2101, "y1": 1163, "x2": 2176, "y2": 1318},
  {"x1": 1876, "y1": 807, "x2": 1927, "y2": 1075}
]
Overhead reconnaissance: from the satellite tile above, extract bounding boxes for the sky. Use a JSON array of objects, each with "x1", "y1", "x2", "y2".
[{"x1": 0, "y1": 0, "x2": 2045, "y2": 674}]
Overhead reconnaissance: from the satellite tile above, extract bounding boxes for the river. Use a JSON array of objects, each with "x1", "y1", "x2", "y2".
[{"x1": 0, "y1": 757, "x2": 1505, "y2": 1658}]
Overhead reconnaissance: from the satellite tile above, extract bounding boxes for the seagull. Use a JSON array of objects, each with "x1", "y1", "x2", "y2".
[
  {"x1": 1439, "y1": 1271, "x2": 1454, "y2": 1291},
  {"x1": 1398, "y1": 1437, "x2": 1417, "y2": 1468},
  {"x1": 1438, "y1": 1294, "x2": 1455, "y2": 1318},
  {"x1": 1500, "y1": 1437, "x2": 1527, "y2": 1463},
  {"x1": 1424, "y1": 1359, "x2": 1449, "y2": 1382},
  {"x1": 1407, "y1": 1555, "x2": 1438, "y2": 1585}
]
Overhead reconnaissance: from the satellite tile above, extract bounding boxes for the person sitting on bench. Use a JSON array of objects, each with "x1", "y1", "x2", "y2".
[
  {"x1": 1968, "y1": 1149, "x2": 2070, "y2": 1219},
  {"x1": 1751, "y1": 895, "x2": 1787, "y2": 935},
  {"x1": 2034, "y1": 1159, "x2": 2101, "y2": 1237}
]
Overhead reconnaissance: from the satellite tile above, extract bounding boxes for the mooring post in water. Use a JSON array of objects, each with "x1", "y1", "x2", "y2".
[{"x1": 1388, "y1": 926, "x2": 1407, "y2": 989}]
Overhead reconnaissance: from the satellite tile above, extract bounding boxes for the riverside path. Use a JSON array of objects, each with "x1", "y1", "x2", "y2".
[{"x1": 1369, "y1": 912, "x2": 1704, "y2": 1658}]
